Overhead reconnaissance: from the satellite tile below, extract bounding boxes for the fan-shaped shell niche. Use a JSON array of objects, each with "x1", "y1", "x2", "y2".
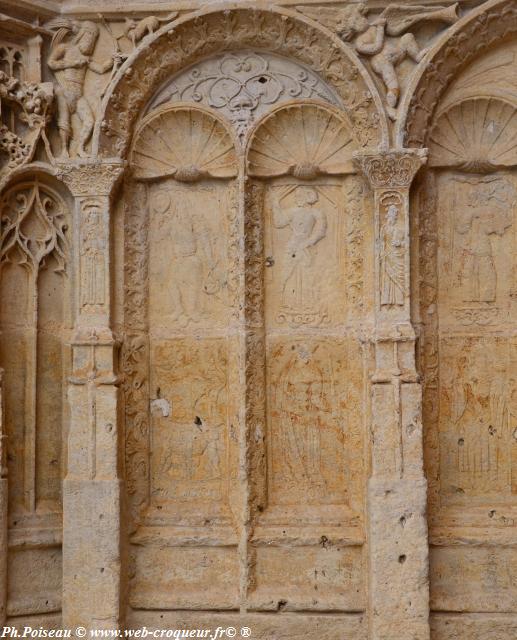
[
  {"x1": 247, "y1": 102, "x2": 357, "y2": 179},
  {"x1": 130, "y1": 104, "x2": 238, "y2": 181},
  {"x1": 429, "y1": 97, "x2": 517, "y2": 171}
]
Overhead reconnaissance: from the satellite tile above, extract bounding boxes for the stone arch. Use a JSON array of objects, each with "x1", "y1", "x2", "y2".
[
  {"x1": 397, "y1": 0, "x2": 517, "y2": 148},
  {"x1": 93, "y1": 6, "x2": 388, "y2": 158}
]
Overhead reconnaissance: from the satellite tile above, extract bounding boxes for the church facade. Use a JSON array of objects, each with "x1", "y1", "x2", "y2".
[{"x1": 0, "y1": 1, "x2": 516, "y2": 638}]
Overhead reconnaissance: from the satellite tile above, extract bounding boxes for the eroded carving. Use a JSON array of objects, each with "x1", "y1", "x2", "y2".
[
  {"x1": 267, "y1": 339, "x2": 350, "y2": 506},
  {"x1": 298, "y1": 3, "x2": 458, "y2": 119}
]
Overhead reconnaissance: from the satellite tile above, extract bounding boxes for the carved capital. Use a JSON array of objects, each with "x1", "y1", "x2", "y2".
[
  {"x1": 354, "y1": 149, "x2": 427, "y2": 189},
  {"x1": 55, "y1": 161, "x2": 124, "y2": 197}
]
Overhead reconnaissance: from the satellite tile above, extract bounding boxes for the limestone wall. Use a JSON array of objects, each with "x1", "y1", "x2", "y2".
[{"x1": 0, "y1": 1, "x2": 515, "y2": 638}]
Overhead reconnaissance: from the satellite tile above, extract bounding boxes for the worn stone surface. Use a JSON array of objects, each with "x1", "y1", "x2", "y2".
[{"x1": 0, "y1": 1, "x2": 515, "y2": 639}]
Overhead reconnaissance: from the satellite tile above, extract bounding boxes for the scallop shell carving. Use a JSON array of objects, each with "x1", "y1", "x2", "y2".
[
  {"x1": 429, "y1": 98, "x2": 517, "y2": 171},
  {"x1": 247, "y1": 103, "x2": 356, "y2": 178},
  {"x1": 130, "y1": 105, "x2": 237, "y2": 181}
]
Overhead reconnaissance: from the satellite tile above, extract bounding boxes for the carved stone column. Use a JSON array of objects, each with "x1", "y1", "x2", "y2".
[
  {"x1": 354, "y1": 150, "x2": 430, "y2": 640},
  {"x1": 58, "y1": 161, "x2": 124, "y2": 632}
]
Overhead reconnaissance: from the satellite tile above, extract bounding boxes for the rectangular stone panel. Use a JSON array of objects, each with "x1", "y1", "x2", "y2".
[
  {"x1": 248, "y1": 545, "x2": 365, "y2": 612},
  {"x1": 430, "y1": 546, "x2": 517, "y2": 612},
  {"x1": 130, "y1": 545, "x2": 239, "y2": 610},
  {"x1": 7, "y1": 547, "x2": 62, "y2": 616}
]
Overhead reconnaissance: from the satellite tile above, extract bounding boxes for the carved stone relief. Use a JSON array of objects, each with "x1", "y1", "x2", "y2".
[
  {"x1": 5, "y1": 1, "x2": 517, "y2": 638},
  {"x1": 297, "y1": 2, "x2": 459, "y2": 119},
  {"x1": 0, "y1": 178, "x2": 71, "y2": 619},
  {"x1": 149, "y1": 51, "x2": 341, "y2": 139}
]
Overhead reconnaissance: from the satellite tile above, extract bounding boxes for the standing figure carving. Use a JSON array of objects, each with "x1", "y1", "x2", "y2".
[
  {"x1": 151, "y1": 189, "x2": 221, "y2": 328},
  {"x1": 380, "y1": 200, "x2": 405, "y2": 306},
  {"x1": 277, "y1": 345, "x2": 328, "y2": 495},
  {"x1": 48, "y1": 21, "x2": 119, "y2": 157},
  {"x1": 454, "y1": 180, "x2": 513, "y2": 304},
  {"x1": 272, "y1": 186, "x2": 327, "y2": 323}
]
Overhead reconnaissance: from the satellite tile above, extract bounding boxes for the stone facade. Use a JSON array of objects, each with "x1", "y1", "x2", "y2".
[{"x1": 0, "y1": 1, "x2": 516, "y2": 638}]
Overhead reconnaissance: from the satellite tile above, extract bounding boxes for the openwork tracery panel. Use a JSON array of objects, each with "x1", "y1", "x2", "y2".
[{"x1": 0, "y1": 178, "x2": 71, "y2": 616}]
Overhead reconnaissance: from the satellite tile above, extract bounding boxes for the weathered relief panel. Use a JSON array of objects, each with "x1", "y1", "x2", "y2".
[
  {"x1": 124, "y1": 104, "x2": 240, "y2": 610},
  {"x1": 246, "y1": 103, "x2": 369, "y2": 613},
  {"x1": 9, "y1": 0, "x2": 517, "y2": 636},
  {"x1": 417, "y1": 38, "x2": 517, "y2": 633},
  {"x1": 0, "y1": 178, "x2": 71, "y2": 617}
]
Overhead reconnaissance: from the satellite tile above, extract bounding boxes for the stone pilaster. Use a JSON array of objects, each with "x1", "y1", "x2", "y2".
[
  {"x1": 58, "y1": 161, "x2": 124, "y2": 632},
  {"x1": 354, "y1": 150, "x2": 430, "y2": 640}
]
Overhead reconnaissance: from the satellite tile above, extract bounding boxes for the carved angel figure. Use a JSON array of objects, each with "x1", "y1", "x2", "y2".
[
  {"x1": 297, "y1": 3, "x2": 458, "y2": 118},
  {"x1": 47, "y1": 20, "x2": 121, "y2": 157}
]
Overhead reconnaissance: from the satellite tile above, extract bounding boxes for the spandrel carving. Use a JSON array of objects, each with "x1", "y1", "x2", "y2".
[
  {"x1": 0, "y1": 73, "x2": 53, "y2": 181},
  {"x1": 297, "y1": 2, "x2": 458, "y2": 119}
]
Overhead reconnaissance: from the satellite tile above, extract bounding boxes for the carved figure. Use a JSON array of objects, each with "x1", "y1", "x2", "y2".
[
  {"x1": 47, "y1": 21, "x2": 120, "y2": 157},
  {"x1": 454, "y1": 180, "x2": 513, "y2": 304},
  {"x1": 276, "y1": 345, "x2": 329, "y2": 493},
  {"x1": 151, "y1": 189, "x2": 221, "y2": 327},
  {"x1": 298, "y1": 3, "x2": 458, "y2": 118},
  {"x1": 444, "y1": 347, "x2": 517, "y2": 495},
  {"x1": 380, "y1": 201, "x2": 405, "y2": 306},
  {"x1": 81, "y1": 203, "x2": 105, "y2": 308},
  {"x1": 272, "y1": 187, "x2": 327, "y2": 322},
  {"x1": 123, "y1": 13, "x2": 178, "y2": 47}
]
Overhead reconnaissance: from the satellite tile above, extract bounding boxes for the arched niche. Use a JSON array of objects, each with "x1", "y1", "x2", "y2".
[
  {"x1": 243, "y1": 100, "x2": 371, "y2": 611},
  {"x1": 94, "y1": 6, "x2": 388, "y2": 158},
  {"x1": 398, "y1": 0, "x2": 517, "y2": 148},
  {"x1": 122, "y1": 104, "x2": 240, "y2": 609},
  {"x1": 0, "y1": 171, "x2": 73, "y2": 617},
  {"x1": 411, "y1": 32, "x2": 517, "y2": 622}
]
